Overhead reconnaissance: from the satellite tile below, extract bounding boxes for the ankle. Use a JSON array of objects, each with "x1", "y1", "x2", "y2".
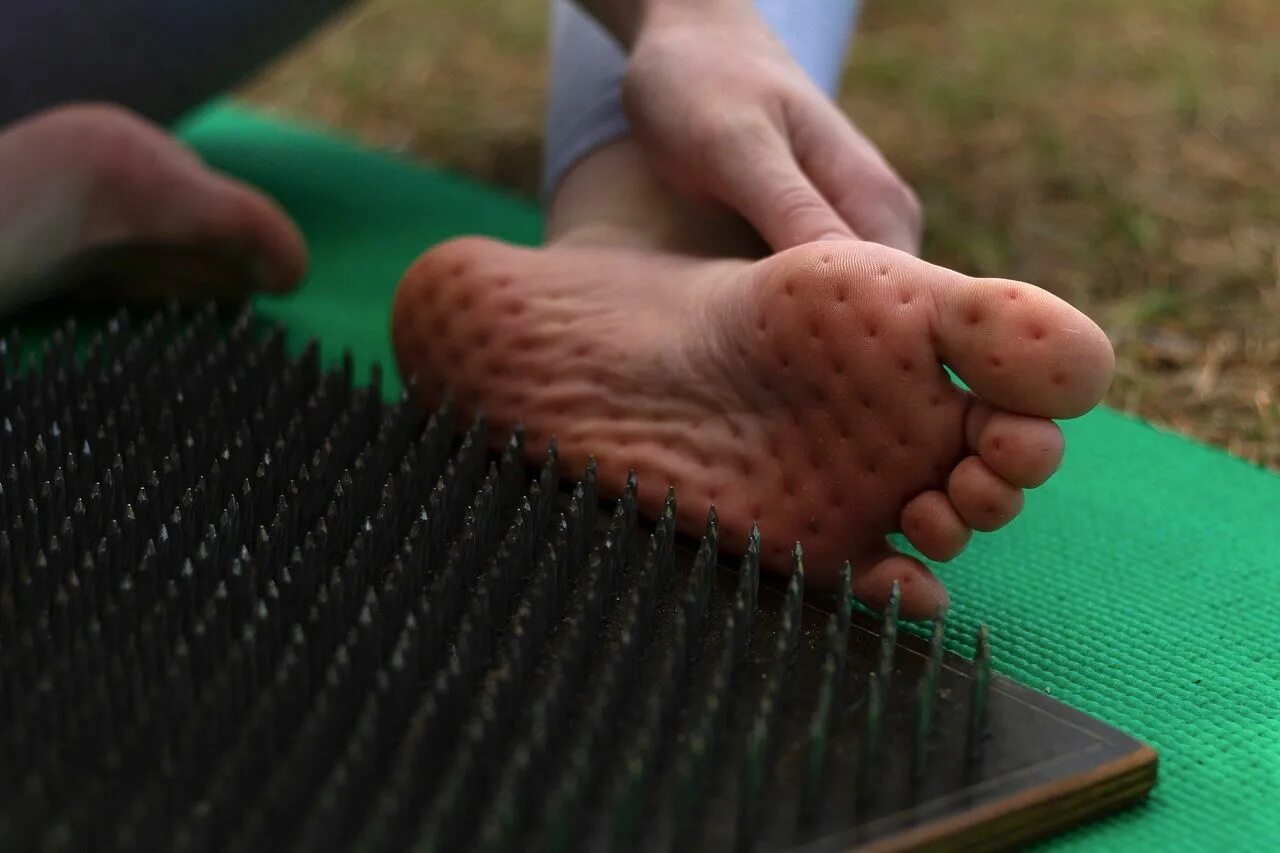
[{"x1": 545, "y1": 139, "x2": 764, "y2": 258}]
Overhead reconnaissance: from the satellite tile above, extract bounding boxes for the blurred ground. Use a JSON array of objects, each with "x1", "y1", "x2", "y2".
[{"x1": 241, "y1": 0, "x2": 1280, "y2": 470}]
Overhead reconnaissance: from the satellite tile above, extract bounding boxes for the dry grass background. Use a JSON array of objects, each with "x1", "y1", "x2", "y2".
[{"x1": 241, "y1": 0, "x2": 1280, "y2": 469}]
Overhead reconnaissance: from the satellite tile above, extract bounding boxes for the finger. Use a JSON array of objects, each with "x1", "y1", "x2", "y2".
[
  {"x1": 793, "y1": 101, "x2": 924, "y2": 255},
  {"x1": 710, "y1": 129, "x2": 859, "y2": 250}
]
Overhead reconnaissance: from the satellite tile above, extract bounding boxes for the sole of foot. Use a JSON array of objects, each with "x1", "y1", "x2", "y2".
[{"x1": 392, "y1": 237, "x2": 1114, "y2": 618}]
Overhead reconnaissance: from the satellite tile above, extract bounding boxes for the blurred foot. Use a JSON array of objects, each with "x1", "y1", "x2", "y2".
[
  {"x1": 0, "y1": 103, "x2": 307, "y2": 313},
  {"x1": 391, "y1": 141, "x2": 1114, "y2": 617}
]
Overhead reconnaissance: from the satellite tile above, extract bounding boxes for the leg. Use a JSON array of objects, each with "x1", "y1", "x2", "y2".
[{"x1": 0, "y1": 0, "x2": 353, "y2": 126}]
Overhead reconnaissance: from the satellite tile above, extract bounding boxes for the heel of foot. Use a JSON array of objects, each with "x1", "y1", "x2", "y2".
[{"x1": 392, "y1": 237, "x2": 510, "y2": 407}]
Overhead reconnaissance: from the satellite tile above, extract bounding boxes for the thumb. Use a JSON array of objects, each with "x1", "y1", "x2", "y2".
[{"x1": 713, "y1": 138, "x2": 858, "y2": 250}]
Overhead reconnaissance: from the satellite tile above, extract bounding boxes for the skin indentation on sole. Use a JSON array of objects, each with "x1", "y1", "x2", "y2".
[{"x1": 392, "y1": 237, "x2": 1114, "y2": 619}]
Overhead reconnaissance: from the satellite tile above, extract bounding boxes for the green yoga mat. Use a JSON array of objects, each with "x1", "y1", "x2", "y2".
[{"x1": 178, "y1": 103, "x2": 1279, "y2": 850}]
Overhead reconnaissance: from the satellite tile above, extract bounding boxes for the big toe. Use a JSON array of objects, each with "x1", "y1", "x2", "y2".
[{"x1": 931, "y1": 271, "x2": 1114, "y2": 419}]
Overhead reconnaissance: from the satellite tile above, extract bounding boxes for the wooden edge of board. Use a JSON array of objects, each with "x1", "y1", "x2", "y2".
[{"x1": 862, "y1": 743, "x2": 1159, "y2": 852}]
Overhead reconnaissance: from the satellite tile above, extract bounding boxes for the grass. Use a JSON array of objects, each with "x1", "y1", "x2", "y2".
[{"x1": 241, "y1": 0, "x2": 1280, "y2": 470}]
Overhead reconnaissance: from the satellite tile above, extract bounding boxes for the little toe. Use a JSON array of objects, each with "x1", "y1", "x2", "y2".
[
  {"x1": 946, "y1": 455, "x2": 1024, "y2": 532},
  {"x1": 900, "y1": 490, "x2": 971, "y2": 561},
  {"x1": 852, "y1": 544, "x2": 949, "y2": 621},
  {"x1": 972, "y1": 408, "x2": 1064, "y2": 488}
]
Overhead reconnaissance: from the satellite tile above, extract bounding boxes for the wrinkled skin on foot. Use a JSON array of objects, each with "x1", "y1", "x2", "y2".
[
  {"x1": 0, "y1": 103, "x2": 307, "y2": 311},
  {"x1": 392, "y1": 238, "x2": 1114, "y2": 618}
]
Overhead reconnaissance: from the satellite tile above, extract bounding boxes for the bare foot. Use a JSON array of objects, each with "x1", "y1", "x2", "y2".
[
  {"x1": 391, "y1": 144, "x2": 1114, "y2": 618},
  {"x1": 0, "y1": 103, "x2": 306, "y2": 312}
]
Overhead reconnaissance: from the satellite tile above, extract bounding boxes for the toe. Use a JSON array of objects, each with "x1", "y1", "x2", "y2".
[
  {"x1": 930, "y1": 271, "x2": 1115, "y2": 419},
  {"x1": 946, "y1": 455, "x2": 1024, "y2": 532},
  {"x1": 900, "y1": 490, "x2": 971, "y2": 561},
  {"x1": 968, "y1": 404, "x2": 1064, "y2": 488},
  {"x1": 852, "y1": 543, "x2": 949, "y2": 621}
]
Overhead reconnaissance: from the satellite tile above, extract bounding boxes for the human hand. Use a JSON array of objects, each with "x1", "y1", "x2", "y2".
[{"x1": 622, "y1": 3, "x2": 922, "y2": 253}]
